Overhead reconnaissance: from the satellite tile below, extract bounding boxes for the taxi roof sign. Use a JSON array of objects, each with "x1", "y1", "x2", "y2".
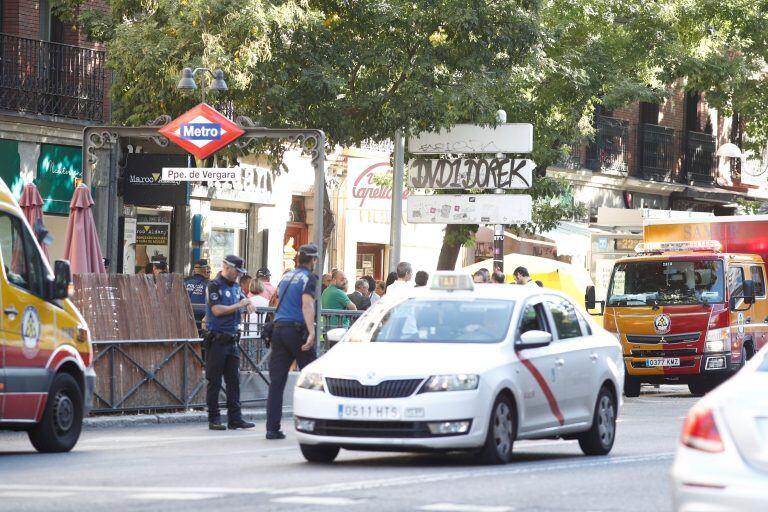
[
  {"x1": 431, "y1": 272, "x2": 474, "y2": 291},
  {"x1": 636, "y1": 240, "x2": 722, "y2": 254},
  {"x1": 158, "y1": 103, "x2": 245, "y2": 160}
]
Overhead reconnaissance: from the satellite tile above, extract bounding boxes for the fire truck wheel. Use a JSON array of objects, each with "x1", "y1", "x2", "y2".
[
  {"x1": 623, "y1": 374, "x2": 641, "y2": 397},
  {"x1": 688, "y1": 379, "x2": 718, "y2": 396},
  {"x1": 28, "y1": 373, "x2": 84, "y2": 453}
]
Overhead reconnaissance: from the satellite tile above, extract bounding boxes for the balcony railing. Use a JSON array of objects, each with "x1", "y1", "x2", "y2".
[
  {"x1": 640, "y1": 123, "x2": 676, "y2": 182},
  {"x1": 684, "y1": 131, "x2": 716, "y2": 185},
  {"x1": 0, "y1": 33, "x2": 106, "y2": 122},
  {"x1": 586, "y1": 115, "x2": 629, "y2": 174}
]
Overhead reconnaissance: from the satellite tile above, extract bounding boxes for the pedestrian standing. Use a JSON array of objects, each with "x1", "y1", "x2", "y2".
[
  {"x1": 321, "y1": 270, "x2": 357, "y2": 311},
  {"x1": 348, "y1": 278, "x2": 372, "y2": 310},
  {"x1": 204, "y1": 255, "x2": 256, "y2": 431},
  {"x1": 414, "y1": 270, "x2": 429, "y2": 287},
  {"x1": 184, "y1": 258, "x2": 210, "y2": 335},
  {"x1": 363, "y1": 275, "x2": 380, "y2": 305},
  {"x1": 256, "y1": 267, "x2": 276, "y2": 300},
  {"x1": 491, "y1": 271, "x2": 506, "y2": 284},
  {"x1": 385, "y1": 262, "x2": 415, "y2": 297},
  {"x1": 239, "y1": 274, "x2": 252, "y2": 297},
  {"x1": 265, "y1": 244, "x2": 320, "y2": 440},
  {"x1": 513, "y1": 266, "x2": 538, "y2": 287}
]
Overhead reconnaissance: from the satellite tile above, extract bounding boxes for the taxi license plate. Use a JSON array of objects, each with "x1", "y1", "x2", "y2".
[
  {"x1": 338, "y1": 404, "x2": 401, "y2": 420},
  {"x1": 647, "y1": 357, "x2": 680, "y2": 367}
]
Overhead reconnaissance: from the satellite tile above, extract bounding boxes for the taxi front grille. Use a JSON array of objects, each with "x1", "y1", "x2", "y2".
[
  {"x1": 310, "y1": 419, "x2": 470, "y2": 438},
  {"x1": 625, "y1": 332, "x2": 701, "y2": 344},
  {"x1": 630, "y1": 349, "x2": 698, "y2": 358},
  {"x1": 326, "y1": 378, "x2": 424, "y2": 399}
]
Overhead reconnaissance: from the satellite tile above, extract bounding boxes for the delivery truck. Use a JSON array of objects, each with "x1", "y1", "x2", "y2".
[{"x1": 586, "y1": 216, "x2": 768, "y2": 397}]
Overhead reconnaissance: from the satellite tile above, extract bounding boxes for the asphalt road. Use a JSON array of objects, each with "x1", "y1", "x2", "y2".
[{"x1": 0, "y1": 385, "x2": 696, "y2": 512}]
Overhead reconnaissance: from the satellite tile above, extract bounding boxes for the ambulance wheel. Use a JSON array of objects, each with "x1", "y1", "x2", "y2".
[
  {"x1": 476, "y1": 394, "x2": 516, "y2": 465},
  {"x1": 28, "y1": 373, "x2": 83, "y2": 453},
  {"x1": 578, "y1": 385, "x2": 617, "y2": 456},
  {"x1": 623, "y1": 373, "x2": 641, "y2": 398},
  {"x1": 300, "y1": 444, "x2": 339, "y2": 463}
]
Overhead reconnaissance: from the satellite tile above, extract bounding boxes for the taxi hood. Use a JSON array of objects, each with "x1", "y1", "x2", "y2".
[{"x1": 306, "y1": 341, "x2": 503, "y2": 380}]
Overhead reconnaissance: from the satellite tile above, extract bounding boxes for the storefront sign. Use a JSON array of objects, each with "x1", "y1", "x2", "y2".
[
  {"x1": 409, "y1": 124, "x2": 533, "y2": 154},
  {"x1": 158, "y1": 103, "x2": 245, "y2": 160},
  {"x1": 351, "y1": 161, "x2": 408, "y2": 207},
  {"x1": 123, "y1": 153, "x2": 188, "y2": 206},
  {"x1": 134, "y1": 222, "x2": 171, "y2": 268},
  {"x1": 407, "y1": 194, "x2": 532, "y2": 224},
  {"x1": 162, "y1": 167, "x2": 239, "y2": 182},
  {"x1": 36, "y1": 143, "x2": 82, "y2": 214},
  {"x1": 408, "y1": 158, "x2": 534, "y2": 189}
]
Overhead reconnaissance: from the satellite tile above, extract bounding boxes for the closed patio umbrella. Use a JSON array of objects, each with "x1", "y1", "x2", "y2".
[
  {"x1": 64, "y1": 184, "x2": 105, "y2": 274},
  {"x1": 19, "y1": 182, "x2": 49, "y2": 260}
]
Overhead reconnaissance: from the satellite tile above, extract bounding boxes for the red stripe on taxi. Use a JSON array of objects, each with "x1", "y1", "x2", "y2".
[{"x1": 516, "y1": 352, "x2": 565, "y2": 426}]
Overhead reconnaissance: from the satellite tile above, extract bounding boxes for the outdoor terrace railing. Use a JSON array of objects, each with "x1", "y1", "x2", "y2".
[
  {"x1": 684, "y1": 131, "x2": 717, "y2": 185},
  {"x1": 586, "y1": 115, "x2": 629, "y2": 174},
  {"x1": 0, "y1": 33, "x2": 106, "y2": 121},
  {"x1": 640, "y1": 123, "x2": 676, "y2": 182}
]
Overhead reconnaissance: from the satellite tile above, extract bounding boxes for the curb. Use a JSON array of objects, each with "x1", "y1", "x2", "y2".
[{"x1": 84, "y1": 407, "x2": 291, "y2": 429}]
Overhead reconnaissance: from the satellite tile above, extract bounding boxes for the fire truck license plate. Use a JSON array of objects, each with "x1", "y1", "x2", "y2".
[{"x1": 647, "y1": 358, "x2": 680, "y2": 367}]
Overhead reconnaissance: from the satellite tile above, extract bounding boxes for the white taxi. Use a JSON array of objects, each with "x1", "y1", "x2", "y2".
[{"x1": 293, "y1": 273, "x2": 624, "y2": 464}]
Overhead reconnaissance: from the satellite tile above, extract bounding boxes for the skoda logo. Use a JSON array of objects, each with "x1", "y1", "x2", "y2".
[
  {"x1": 367, "y1": 371, "x2": 376, "y2": 380},
  {"x1": 654, "y1": 314, "x2": 671, "y2": 334}
]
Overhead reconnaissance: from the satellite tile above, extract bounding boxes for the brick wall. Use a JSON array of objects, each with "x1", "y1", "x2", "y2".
[
  {"x1": 3, "y1": 0, "x2": 42, "y2": 38},
  {"x1": 659, "y1": 86, "x2": 686, "y2": 179}
]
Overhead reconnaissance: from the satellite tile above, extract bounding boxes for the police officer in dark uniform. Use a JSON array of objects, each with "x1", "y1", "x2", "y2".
[
  {"x1": 204, "y1": 254, "x2": 256, "y2": 431},
  {"x1": 185, "y1": 259, "x2": 210, "y2": 335},
  {"x1": 265, "y1": 244, "x2": 320, "y2": 440}
]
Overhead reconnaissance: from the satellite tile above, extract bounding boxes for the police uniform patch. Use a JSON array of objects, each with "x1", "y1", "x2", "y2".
[
  {"x1": 210, "y1": 292, "x2": 219, "y2": 301},
  {"x1": 225, "y1": 290, "x2": 231, "y2": 298}
]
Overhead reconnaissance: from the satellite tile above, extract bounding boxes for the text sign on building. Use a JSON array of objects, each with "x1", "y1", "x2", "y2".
[
  {"x1": 408, "y1": 123, "x2": 533, "y2": 154},
  {"x1": 407, "y1": 194, "x2": 532, "y2": 224},
  {"x1": 162, "y1": 167, "x2": 239, "y2": 182},
  {"x1": 408, "y1": 158, "x2": 534, "y2": 189},
  {"x1": 158, "y1": 103, "x2": 244, "y2": 160}
]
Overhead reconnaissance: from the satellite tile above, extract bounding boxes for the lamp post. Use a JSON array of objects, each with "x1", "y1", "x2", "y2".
[{"x1": 177, "y1": 67, "x2": 228, "y2": 104}]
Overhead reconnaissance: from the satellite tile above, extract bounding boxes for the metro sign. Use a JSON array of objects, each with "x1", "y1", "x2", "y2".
[{"x1": 158, "y1": 103, "x2": 244, "y2": 160}]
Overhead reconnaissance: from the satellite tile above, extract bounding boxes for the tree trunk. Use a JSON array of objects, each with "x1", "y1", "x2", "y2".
[
  {"x1": 322, "y1": 177, "x2": 335, "y2": 260},
  {"x1": 436, "y1": 224, "x2": 464, "y2": 270}
]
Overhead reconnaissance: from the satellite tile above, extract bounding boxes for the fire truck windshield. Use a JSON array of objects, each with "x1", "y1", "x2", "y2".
[{"x1": 607, "y1": 260, "x2": 725, "y2": 307}]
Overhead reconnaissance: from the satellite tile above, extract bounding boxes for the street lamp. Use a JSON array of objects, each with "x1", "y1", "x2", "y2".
[{"x1": 177, "y1": 67, "x2": 228, "y2": 104}]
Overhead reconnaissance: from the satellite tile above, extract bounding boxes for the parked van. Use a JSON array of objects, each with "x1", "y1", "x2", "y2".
[
  {"x1": 0, "y1": 179, "x2": 94, "y2": 452},
  {"x1": 587, "y1": 216, "x2": 768, "y2": 397}
]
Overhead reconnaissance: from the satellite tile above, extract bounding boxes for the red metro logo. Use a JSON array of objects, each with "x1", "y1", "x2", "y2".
[{"x1": 159, "y1": 103, "x2": 244, "y2": 160}]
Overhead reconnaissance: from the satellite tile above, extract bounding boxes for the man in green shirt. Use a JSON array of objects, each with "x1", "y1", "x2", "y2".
[{"x1": 321, "y1": 270, "x2": 358, "y2": 311}]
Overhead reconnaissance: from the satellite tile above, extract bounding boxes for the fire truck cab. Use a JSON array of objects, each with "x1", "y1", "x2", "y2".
[{"x1": 588, "y1": 216, "x2": 768, "y2": 397}]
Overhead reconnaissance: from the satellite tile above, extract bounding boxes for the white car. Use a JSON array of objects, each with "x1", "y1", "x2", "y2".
[
  {"x1": 671, "y1": 345, "x2": 768, "y2": 512},
  {"x1": 293, "y1": 273, "x2": 624, "y2": 464}
]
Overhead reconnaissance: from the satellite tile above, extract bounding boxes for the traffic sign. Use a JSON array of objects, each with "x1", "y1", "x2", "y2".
[
  {"x1": 409, "y1": 124, "x2": 533, "y2": 154},
  {"x1": 408, "y1": 158, "x2": 534, "y2": 189},
  {"x1": 158, "y1": 103, "x2": 245, "y2": 160},
  {"x1": 407, "y1": 194, "x2": 532, "y2": 224}
]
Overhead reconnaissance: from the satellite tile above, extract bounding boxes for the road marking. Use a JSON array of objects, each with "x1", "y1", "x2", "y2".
[
  {"x1": 271, "y1": 496, "x2": 365, "y2": 506},
  {"x1": 420, "y1": 504, "x2": 513, "y2": 512},
  {"x1": 0, "y1": 491, "x2": 76, "y2": 498},
  {"x1": 131, "y1": 492, "x2": 221, "y2": 501},
  {"x1": 0, "y1": 452, "x2": 674, "y2": 499}
]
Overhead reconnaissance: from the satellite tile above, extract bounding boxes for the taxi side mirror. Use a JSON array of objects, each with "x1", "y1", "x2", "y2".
[
  {"x1": 327, "y1": 328, "x2": 348, "y2": 344},
  {"x1": 585, "y1": 285, "x2": 604, "y2": 316},
  {"x1": 516, "y1": 330, "x2": 552, "y2": 350},
  {"x1": 52, "y1": 260, "x2": 71, "y2": 300}
]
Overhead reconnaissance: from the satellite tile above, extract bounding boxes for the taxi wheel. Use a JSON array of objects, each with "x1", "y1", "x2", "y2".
[
  {"x1": 300, "y1": 444, "x2": 340, "y2": 463},
  {"x1": 28, "y1": 373, "x2": 83, "y2": 453},
  {"x1": 476, "y1": 394, "x2": 516, "y2": 465},
  {"x1": 623, "y1": 373, "x2": 641, "y2": 398},
  {"x1": 578, "y1": 386, "x2": 616, "y2": 456}
]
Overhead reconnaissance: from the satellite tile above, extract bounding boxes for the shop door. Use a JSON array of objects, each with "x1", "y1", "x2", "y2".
[
  {"x1": 284, "y1": 223, "x2": 308, "y2": 270},
  {"x1": 357, "y1": 243, "x2": 385, "y2": 280}
]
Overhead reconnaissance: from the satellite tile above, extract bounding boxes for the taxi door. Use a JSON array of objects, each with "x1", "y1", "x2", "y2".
[
  {"x1": 0, "y1": 210, "x2": 56, "y2": 421},
  {"x1": 514, "y1": 297, "x2": 568, "y2": 434}
]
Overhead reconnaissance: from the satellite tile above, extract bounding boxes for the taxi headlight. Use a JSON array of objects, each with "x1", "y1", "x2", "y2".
[
  {"x1": 705, "y1": 328, "x2": 730, "y2": 353},
  {"x1": 296, "y1": 372, "x2": 325, "y2": 391},
  {"x1": 420, "y1": 374, "x2": 479, "y2": 393}
]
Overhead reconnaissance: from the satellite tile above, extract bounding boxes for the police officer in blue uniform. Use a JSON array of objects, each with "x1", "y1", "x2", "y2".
[
  {"x1": 265, "y1": 244, "x2": 320, "y2": 439},
  {"x1": 184, "y1": 259, "x2": 210, "y2": 335},
  {"x1": 204, "y1": 255, "x2": 256, "y2": 431}
]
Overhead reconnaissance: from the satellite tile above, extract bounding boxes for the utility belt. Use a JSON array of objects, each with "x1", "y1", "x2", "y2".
[{"x1": 203, "y1": 331, "x2": 240, "y2": 349}]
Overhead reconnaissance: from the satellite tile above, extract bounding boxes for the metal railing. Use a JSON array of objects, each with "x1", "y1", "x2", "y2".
[
  {"x1": 0, "y1": 33, "x2": 106, "y2": 121},
  {"x1": 586, "y1": 115, "x2": 629, "y2": 173},
  {"x1": 684, "y1": 131, "x2": 717, "y2": 185},
  {"x1": 640, "y1": 123, "x2": 676, "y2": 182},
  {"x1": 91, "y1": 308, "x2": 365, "y2": 414}
]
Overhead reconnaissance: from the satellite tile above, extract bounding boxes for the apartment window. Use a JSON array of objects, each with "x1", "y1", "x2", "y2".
[
  {"x1": 39, "y1": 0, "x2": 65, "y2": 42},
  {"x1": 640, "y1": 102, "x2": 660, "y2": 125}
]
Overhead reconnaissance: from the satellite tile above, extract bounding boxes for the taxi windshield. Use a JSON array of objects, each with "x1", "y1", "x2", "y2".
[
  {"x1": 347, "y1": 298, "x2": 514, "y2": 344},
  {"x1": 607, "y1": 260, "x2": 725, "y2": 307}
]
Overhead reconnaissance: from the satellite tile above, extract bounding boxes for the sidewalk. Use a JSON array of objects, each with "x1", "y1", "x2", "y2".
[{"x1": 84, "y1": 407, "x2": 292, "y2": 430}]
